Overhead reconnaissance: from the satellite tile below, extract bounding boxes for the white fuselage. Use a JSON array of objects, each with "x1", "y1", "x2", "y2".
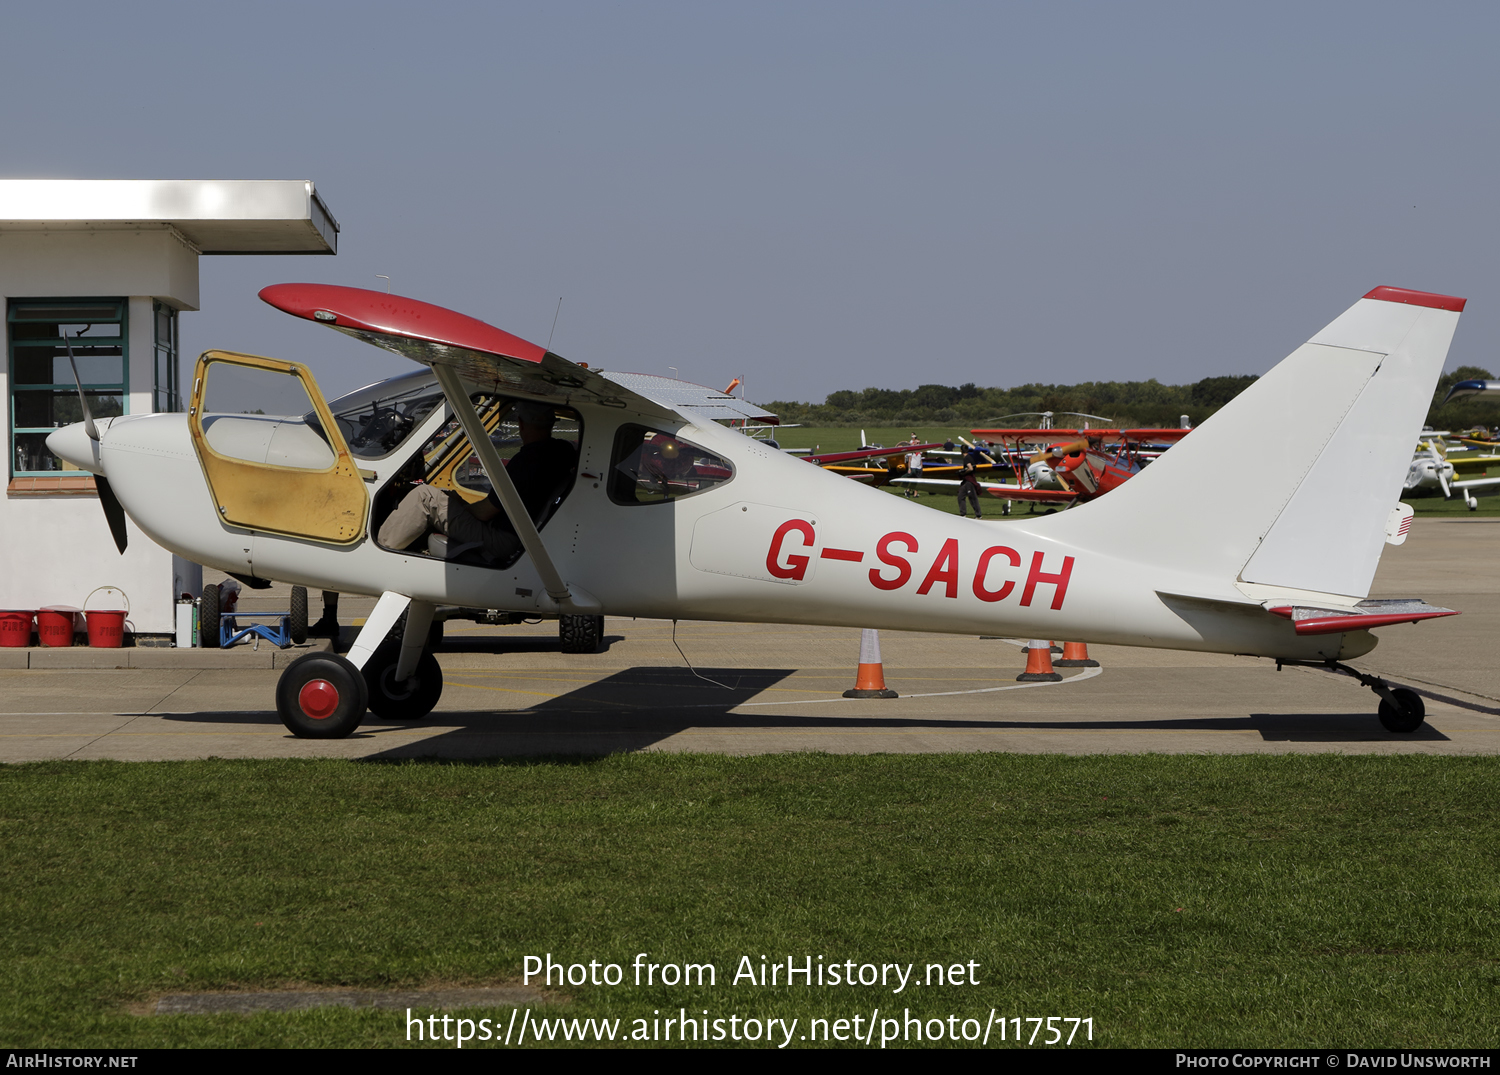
[{"x1": 78, "y1": 401, "x2": 1360, "y2": 664}]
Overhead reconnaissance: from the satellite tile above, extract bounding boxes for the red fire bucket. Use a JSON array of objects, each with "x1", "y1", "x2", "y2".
[
  {"x1": 0, "y1": 611, "x2": 33, "y2": 648},
  {"x1": 84, "y1": 587, "x2": 130, "y2": 649},
  {"x1": 85, "y1": 610, "x2": 127, "y2": 648},
  {"x1": 36, "y1": 609, "x2": 78, "y2": 647}
]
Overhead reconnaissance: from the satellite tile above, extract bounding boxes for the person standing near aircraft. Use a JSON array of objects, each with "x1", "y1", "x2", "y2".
[
  {"x1": 904, "y1": 434, "x2": 924, "y2": 497},
  {"x1": 958, "y1": 451, "x2": 983, "y2": 518},
  {"x1": 309, "y1": 591, "x2": 341, "y2": 638},
  {"x1": 378, "y1": 402, "x2": 575, "y2": 562}
]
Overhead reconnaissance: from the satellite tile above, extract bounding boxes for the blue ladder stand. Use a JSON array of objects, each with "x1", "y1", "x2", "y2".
[{"x1": 219, "y1": 612, "x2": 293, "y2": 648}]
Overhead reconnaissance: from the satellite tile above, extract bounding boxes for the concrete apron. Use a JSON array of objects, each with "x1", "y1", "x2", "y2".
[{"x1": 0, "y1": 519, "x2": 1495, "y2": 760}]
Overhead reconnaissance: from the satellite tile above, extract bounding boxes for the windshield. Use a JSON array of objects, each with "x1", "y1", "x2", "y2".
[{"x1": 314, "y1": 370, "x2": 445, "y2": 459}]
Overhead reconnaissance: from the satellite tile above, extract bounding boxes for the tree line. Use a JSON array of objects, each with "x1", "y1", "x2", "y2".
[
  {"x1": 766, "y1": 375, "x2": 1258, "y2": 428},
  {"x1": 766, "y1": 368, "x2": 1498, "y2": 430}
]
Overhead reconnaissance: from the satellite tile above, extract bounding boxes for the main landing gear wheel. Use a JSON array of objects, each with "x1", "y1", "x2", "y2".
[
  {"x1": 363, "y1": 646, "x2": 444, "y2": 720},
  {"x1": 276, "y1": 652, "x2": 369, "y2": 738},
  {"x1": 1378, "y1": 687, "x2": 1426, "y2": 734},
  {"x1": 560, "y1": 614, "x2": 605, "y2": 654},
  {"x1": 289, "y1": 586, "x2": 308, "y2": 644},
  {"x1": 199, "y1": 583, "x2": 220, "y2": 649}
]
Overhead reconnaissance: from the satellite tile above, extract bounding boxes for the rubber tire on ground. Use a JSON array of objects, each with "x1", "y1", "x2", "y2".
[
  {"x1": 289, "y1": 586, "x2": 308, "y2": 644},
  {"x1": 199, "y1": 583, "x2": 220, "y2": 649},
  {"x1": 276, "y1": 652, "x2": 369, "y2": 738},
  {"x1": 559, "y1": 614, "x2": 604, "y2": 654},
  {"x1": 363, "y1": 646, "x2": 444, "y2": 720},
  {"x1": 1378, "y1": 687, "x2": 1426, "y2": 733}
]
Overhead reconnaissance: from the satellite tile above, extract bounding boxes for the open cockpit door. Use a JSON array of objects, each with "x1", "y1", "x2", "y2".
[{"x1": 188, "y1": 350, "x2": 369, "y2": 545}]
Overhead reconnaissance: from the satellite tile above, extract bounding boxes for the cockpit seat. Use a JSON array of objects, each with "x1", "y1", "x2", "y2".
[{"x1": 425, "y1": 533, "x2": 485, "y2": 561}]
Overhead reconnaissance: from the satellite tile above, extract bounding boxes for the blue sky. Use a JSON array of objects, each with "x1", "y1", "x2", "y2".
[{"x1": 5, "y1": 2, "x2": 1497, "y2": 402}]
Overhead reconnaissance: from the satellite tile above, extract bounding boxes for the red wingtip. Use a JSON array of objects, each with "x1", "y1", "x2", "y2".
[{"x1": 1362, "y1": 286, "x2": 1466, "y2": 313}]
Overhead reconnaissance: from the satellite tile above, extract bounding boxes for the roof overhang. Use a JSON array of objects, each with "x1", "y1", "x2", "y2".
[{"x1": 0, "y1": 180, "x2": 338, "y2": 254}]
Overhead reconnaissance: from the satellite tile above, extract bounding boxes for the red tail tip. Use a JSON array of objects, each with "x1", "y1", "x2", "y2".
[{"x1": 1363, "y1": 286, "x2": 1466, "y2": 313}]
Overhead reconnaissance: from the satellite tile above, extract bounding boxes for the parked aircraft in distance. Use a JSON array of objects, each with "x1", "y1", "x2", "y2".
[
  {"x1": 803, "y1": 441, "x2": 946, "y2": 485},
  {"x1": 1442, "y1": 378, "x2": 1500, "y2": 404},
  {"x1": 49, "y1": 284, "x2": 1465, "y2": 737},
  {"x1": 896, "y1": 428, "x2": 1191, "y2": 512},
  {"x1": 1403, "y1": 436, "x2": 1500, "y2": 509}
]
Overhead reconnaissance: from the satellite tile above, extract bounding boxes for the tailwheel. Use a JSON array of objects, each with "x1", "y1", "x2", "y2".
[
  {"x1": 276, "y1": 652, "x2": 369, "y2": 738},
  {"x1": 1377, "y1": 687, "x2": 1425, "y2": 734},
  {"x1": 1278, "y1": 659, "x2": 1430, "y2": 736},
  {"x1": 560, "y1": 614, "x2": 605, "y2": 653},
  {"x1": 363, "y1": 646, "x2": 444, "y2": 720}
]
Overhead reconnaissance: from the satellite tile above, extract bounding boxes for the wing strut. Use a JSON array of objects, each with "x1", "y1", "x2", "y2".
[{"x1": 431, "y1": 366, "x2": 575, "y2": 607}]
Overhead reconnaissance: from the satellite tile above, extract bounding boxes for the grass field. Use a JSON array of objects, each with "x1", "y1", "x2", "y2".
[
  {"x1": 766, "y1": 427, "x2": 1500, "y2": 519},
  {"x1": 3, "y1": 754, "x2": 1497, "y2": 1048}
]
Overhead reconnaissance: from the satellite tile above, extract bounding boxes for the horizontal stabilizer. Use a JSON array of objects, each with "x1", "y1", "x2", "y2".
[{"x1": 1267, "y1": 599, "x2": 1458, "y2": 636}]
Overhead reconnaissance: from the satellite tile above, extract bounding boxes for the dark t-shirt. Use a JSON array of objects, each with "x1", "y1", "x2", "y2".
[
  {"x1": 961, "y1": 459, "x2": 981, "y2": 488},
  {"x1": 484, "y1": 437, "x2": 577, "y2": 527}
]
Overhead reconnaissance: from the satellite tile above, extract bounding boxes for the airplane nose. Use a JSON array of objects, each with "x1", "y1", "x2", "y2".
[{"x1": 46, "y1": 421, "x2": 105, "y2": 475}]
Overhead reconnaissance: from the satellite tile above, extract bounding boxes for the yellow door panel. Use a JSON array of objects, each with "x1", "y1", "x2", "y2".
[{"x1": 188, "y1": 351, "x2": 369, "y2": 546}]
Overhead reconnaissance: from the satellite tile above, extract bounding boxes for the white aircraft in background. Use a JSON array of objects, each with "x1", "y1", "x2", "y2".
[
  {"x1": 49, "y1": 284, "x2": 1465, "y2": 737},
  {"x1": 1405, "y1": 439, "x2": 1457, "y2": 497},
  {"x1": 1404, "y1": 436, "x2": 1500, "y2": 509}
]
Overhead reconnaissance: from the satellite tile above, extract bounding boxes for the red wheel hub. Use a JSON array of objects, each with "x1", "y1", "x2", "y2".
[{"x1": 298, "y1": 679, "x2": 340, "y2": 719}]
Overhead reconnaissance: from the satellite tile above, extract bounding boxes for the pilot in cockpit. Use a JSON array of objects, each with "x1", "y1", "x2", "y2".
[{"x1": 378, "y1": 401, "x2": 575, "y2": 563}]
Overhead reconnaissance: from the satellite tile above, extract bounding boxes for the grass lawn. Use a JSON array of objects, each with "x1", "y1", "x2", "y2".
[{"x1": 2, "y1": 754, "x2": 1497, "y2": 1048}]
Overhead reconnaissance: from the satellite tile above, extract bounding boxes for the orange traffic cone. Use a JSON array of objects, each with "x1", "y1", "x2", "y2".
[
  {"x1": 843, "y1": 628, "x2": 899, "y2": 698},
  {"x1": 1017, "y1": 637, "x2": 1063, "y2": 682},
  {"x1": 1055, "y1": 641, "x2": 1099, "y2": 667}
]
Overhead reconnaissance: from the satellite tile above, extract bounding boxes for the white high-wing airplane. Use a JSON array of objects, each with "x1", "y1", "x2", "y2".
[{"x1": 48, "y1": 284, "x2": 1465, "y2": 738}]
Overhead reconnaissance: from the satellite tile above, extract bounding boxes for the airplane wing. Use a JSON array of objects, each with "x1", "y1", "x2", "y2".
[
  {"x1": 258, "y1": 283, "x2": 680, "y2": 424},
  {"x1": 890, "y1": 477, "x2": 1077, "y2": 503},
  {"x1": 970, "y1": 428, "x2": 1091, "y2": 445},
  {"x1": 1442, "y1": 379, "x2": 1500, "y2": 405},
  {"x1": 595, "y1": 371, "x2": 779, "y2": 425},
  {"x1": 1448, "y1": 453, "x2": 1500, "y2": 475},
  {"x1": 970, "y1": 427, "x2": 1193, "y2": 446},
  {"x1": 805, "y1": 442, "x2": 944, "y2": 465}
]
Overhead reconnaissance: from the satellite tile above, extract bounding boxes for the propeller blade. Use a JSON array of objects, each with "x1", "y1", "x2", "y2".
[
  {"x1": 95, "y1": 476, "x2": 129, "y2": 553},
  {"x1": 61, "y1": 331, "x2": 100, "y2": 442}
]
